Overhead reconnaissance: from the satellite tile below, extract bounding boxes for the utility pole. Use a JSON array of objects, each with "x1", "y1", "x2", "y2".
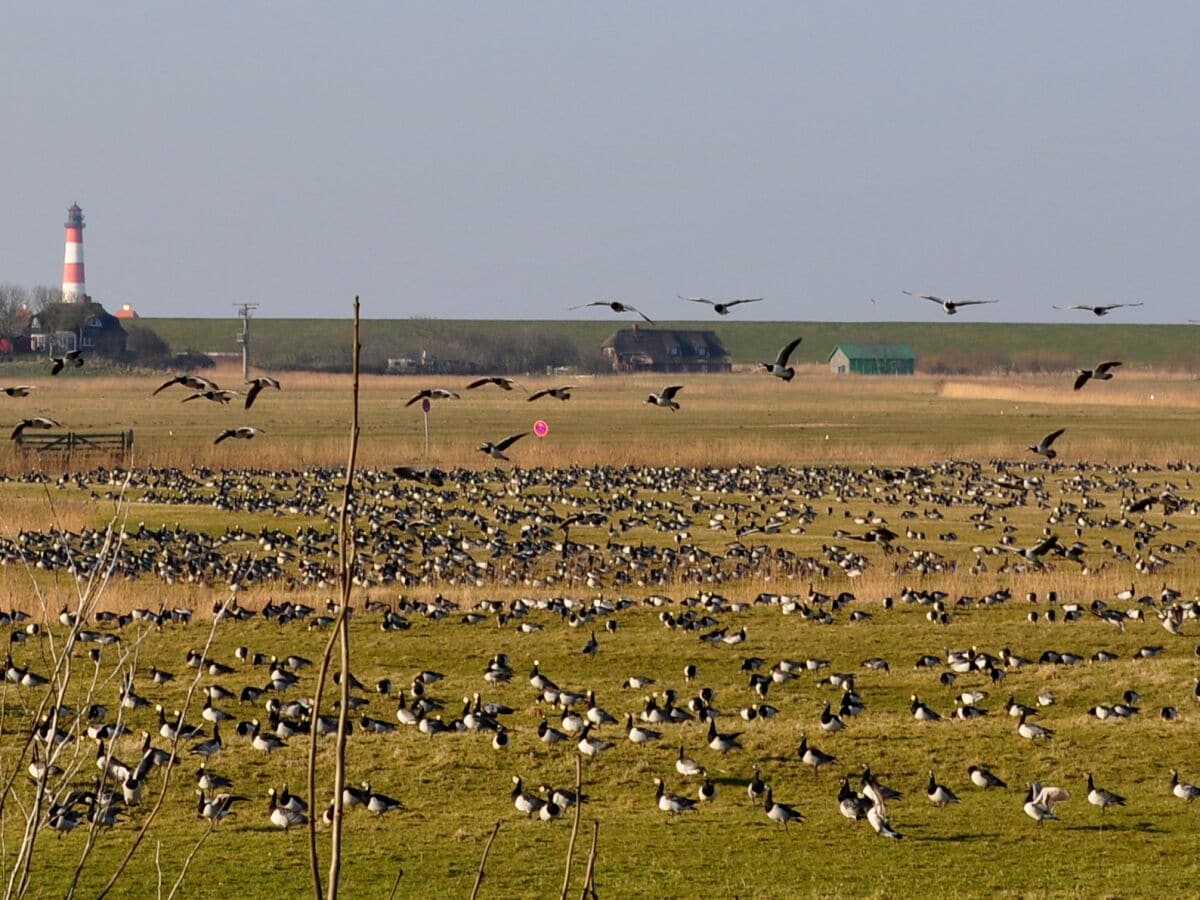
[{"x1": 233, "y1": 301, "x2": 259, "y2": 380}]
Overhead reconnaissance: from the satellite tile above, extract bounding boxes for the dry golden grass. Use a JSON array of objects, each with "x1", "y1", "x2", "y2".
[{"x1": 3, "y1": 366, "x2": 1199, "y2": 471}]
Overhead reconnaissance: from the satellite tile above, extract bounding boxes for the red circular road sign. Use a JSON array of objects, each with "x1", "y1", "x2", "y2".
[
  {"x1": 533, "y1": 419, "x2": 549, "y2": 437},
  {"x1": 421, "y1": 398, "x2": 431, "y2": 413}
]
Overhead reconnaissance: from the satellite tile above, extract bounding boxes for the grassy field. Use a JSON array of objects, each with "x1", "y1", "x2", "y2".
[
  {"x1": 1, "y1": 363, "x2": 1199, "y2": 471},
  {"x1": 134, "y1": 317, "x2": 1200, "y2": 373},
  {"x1": 0, "y1": 365, "x2": 1199, "y2": 897}
]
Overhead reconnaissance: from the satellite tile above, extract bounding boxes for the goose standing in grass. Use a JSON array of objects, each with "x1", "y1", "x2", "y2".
[
  {"x1": 511, "y1": 776, "x2": 544, "y2": 817},
  {"x1": 10, "y1": 417, "x2": 60, "y2": 441},
  {"x1": 866, "y1": 800, "x2": 903, "y2": 839},
  {"x1": 903, "y1": 291, "x2": 998, "y2": 315},
  {"x1": 698, "y1": 778, "x2": 717, "y2": 803},
  {"x1": 365, "y1": 783, "x2": 403, "y2": 815},
  {"x1": 910, "y1": 694, "x2": 941, "y2": 721},
  {"x1": 838, "y1": 777, "x2": 869, "y2": 822},
  {"x1": 1086, "y1": 774, "x2": 1126, "y2": 816},
  {"x1": 819, "y1": 701, "x2": 846, "y2": 732},
  {"x1": 645, "y1": 385, "x2": 683, "y2": 411},
  {"x1": 214, "y1": 427, "x2": 263, "y2": 445},
  {"x1": 197, "y1": 790, "x2": 247, "y2": 822},
  {"x1": 477, "y1": 432, "x2": 528, "y2": 461},
  {"x1": 268, "y1": 788, "x2": 308, "y2": 830},
  {"x1": 763, "y1": 786, "x2": 805, "y2": 829},
  {"x1": 968, "y1": 765, "x2": 1007, "y2": 789},
  {"x1": 577, "y1": 724, "x2": 615, "y2": 757},
  {"x1": 679, "y1": 295, "x2": 763, "y2": 316},
  {"x1": 1170, "y1": 770, "x2": 1200, "y2": 802},
  {"x1": 676, "y1": 745, "x2": 705, "y2": 778},
  {"x1": 798, "y1": 734, "x2": 836, "y2": 776},
  {"x1": 244, "y1": 375, "x2": 281, "y2": 409},
  {"x1": 570, "y1": 300, "x2": 654, "y2": 324},
  {"x1": 1053, "y1": 302, "x2": 1143, "y2": 316},
  {"x1": 759, "y1": 337, "x2": 803, "y2": 381},
  {"x1": 926, "y1": 771, "x2": 960, "y2": 807},
  {"x1": 707, "y1": 719, "x2": 743, "y2": 755},
  {"x1": 188, "y1": 723, "x2": 223, "y2": 757},
  {"x1": 654, "y1": 777, "x2": 697, "y2": 816},
  {"x1": 1023, "y1": 785, "x2": 1059, "y2": 825},
  {"x1": 861, "y1": 766, "x2": 902, "y2": 807},
  {"x1": 1017, "y1": 712, "x2": 1054, "y2": 740},
  {"x1": 747, "y1": 765, "x2": 766, "y2": 805},
  {"x1": 1028, "y1": 428, "x2": 1065, "y2": 460},
  {"x1": 1074, "y1": 361, "x2": 1122, "y2": 391},
  {"x1": 625, "y1": 713, "x2": 661, "y2": 744}
]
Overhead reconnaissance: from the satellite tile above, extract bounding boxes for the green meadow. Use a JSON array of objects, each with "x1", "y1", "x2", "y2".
[{"x1": 0, "y1": 363, "x2": 1198, "y2": 897}]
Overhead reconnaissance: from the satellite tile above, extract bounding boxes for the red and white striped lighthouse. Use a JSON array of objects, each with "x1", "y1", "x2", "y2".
[{"x1": 62, "y1": 202, "x2": 86, "y2": 302}]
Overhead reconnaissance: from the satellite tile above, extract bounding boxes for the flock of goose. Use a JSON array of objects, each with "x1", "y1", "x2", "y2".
[
  {"x1": 5, "y1": 362, "x2": 280, "y2": 448},
  {"x1": 5, "y1": 296, "x2": 1198, "y2": 893}
]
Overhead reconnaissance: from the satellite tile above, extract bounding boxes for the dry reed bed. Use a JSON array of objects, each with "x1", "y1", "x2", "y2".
[{"x1": 1, "y1": 368, "x2": 1199, "y2": 469}]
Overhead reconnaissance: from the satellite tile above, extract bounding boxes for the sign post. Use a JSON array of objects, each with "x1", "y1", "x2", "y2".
[{"x1": 422, "y1": 398, "x2": 431, "y2": 456}]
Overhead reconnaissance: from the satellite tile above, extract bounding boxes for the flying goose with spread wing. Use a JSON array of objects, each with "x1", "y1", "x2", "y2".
[
  {"x1": 1054, "y1": 302, "x2": 1142, "y2": 316},
  {"x1": 760, "y1": 337, "x2": 803, "y2": 381},
  {"x1": 903, "y1": 291, "x2": 998, "y2": 315},
  {"x1": 569, "y1": 300, "x2": 654, "y2": 324},
  {"x1": 1074, "y1": 361, "x2": 1121, "y2": 391},
  {"x1": 678, "y1": 295, "x2": 763, "y2": 316}
]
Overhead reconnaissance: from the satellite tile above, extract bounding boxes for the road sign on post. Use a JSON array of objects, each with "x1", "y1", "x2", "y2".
[{"x1": 422, "y1": 398, "x2": 431, "y2": 456}]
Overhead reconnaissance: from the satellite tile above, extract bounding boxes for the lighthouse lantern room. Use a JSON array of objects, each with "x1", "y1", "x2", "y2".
[{"x1": 62, "y1": 202, "x2": 86, "y2": 302}]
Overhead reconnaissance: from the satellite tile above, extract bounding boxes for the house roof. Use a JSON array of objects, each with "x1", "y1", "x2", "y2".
[
  {"x1": 602, "y1": 328, "x2": 731, "y2": 362},
  {"x1": 827, "y1": 343, "x2": 916, "y2": 362}
]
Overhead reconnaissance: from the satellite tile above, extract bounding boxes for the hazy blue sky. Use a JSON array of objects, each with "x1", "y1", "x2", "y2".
[{"x1": 3, "y1": 3, "x2": 1198, "y2": 321}]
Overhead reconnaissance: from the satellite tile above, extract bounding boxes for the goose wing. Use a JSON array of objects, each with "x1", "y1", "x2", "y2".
[
  {"x1": 1093, "y1": 361, "x2": 1122, "y2": 376},
  {"x1": 1041, "y1": 428, "x2": 1066, "y2": 448},
  {"x1": 775, "y1": 337, "x2": 803, "y2": 367},
  {"x1": 660, "y1": 385, "x2": 683, "y2": 400},
  {"x1": 494, "y1": 433, "x2": 528, "y2": 452}
]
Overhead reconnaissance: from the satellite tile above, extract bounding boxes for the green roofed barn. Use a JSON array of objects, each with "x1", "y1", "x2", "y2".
[{"x1": 828, "y1": 344, "x2": 916, "y2": 375}]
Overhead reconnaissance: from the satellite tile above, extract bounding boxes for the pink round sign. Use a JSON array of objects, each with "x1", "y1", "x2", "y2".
[{"x1": 533, "y1": 420, "x2": 549, "y2": 437}]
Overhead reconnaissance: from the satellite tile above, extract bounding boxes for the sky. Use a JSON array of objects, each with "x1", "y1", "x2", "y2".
[{"x1": 3, "y1": 3, "x2": 1198, "y2": 322}]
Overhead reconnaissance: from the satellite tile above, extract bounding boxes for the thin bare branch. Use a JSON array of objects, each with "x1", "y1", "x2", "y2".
[
  {"x1": 560, "y1": 755, "x2": 584, "y2": 900},
  {"x1": 470, "y1": 821, "x2": 502, "y2": 900}
]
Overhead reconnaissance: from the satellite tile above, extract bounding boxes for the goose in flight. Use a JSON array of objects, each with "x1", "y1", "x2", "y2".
[
  {"x1": 214, "y1": 427, "x2": 264, "y2": 445},
  {"x1": 183, "y1": 389, "x2": 239, "y2": 404},
  {"x1": 466, "y1": 376, "x2": 524, "y2": 392},
  {"x1": 11, "y1": 417, "x2": 60, "y2": 441},
  {"x1": 1074, "y1": 361, "x2": 1121, "y2": 391},
  {"x1": 760, "y1": 337, "x2": 802, "y2": 381},
  {"x1": 405, "y1": 388, "x2": 460, "y2": 407},
  {"x1": 645, "y1": 385, "x2": 683, "y2": 411},
  {"x1": 478, "y1": 432, "x2": 528, "y2": 461},
  {"x1": 1054, "y1": 302, "x2": 1143, "y2": 316},
  {"x1": 154, "y1": 374, "x2": 219, "y2": 396},
  {"x1": 1028, "y1": 428, "x2": 1065, "y2": 459},
  {"x1": 678, "y1": 295, "x2": 763, "y2": 316},
  {"x1": 903, "y1": 291, "x2": 998, "y2": 315},
  {"x1": 528, "y1": 386, "x2": 575, "y2": 402},
  {"x1": 2, "y1": 386, "x2": 35, "y2": 397},
  {"x1": 244, "y1": 375, "x2": 281, "y2": 409},
  {"x1": 570, "y1": 300, "x2": 654, "y2": 324},
  {"x1": 50, "y1": 349, "x2": 84, "y2": 375}
]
